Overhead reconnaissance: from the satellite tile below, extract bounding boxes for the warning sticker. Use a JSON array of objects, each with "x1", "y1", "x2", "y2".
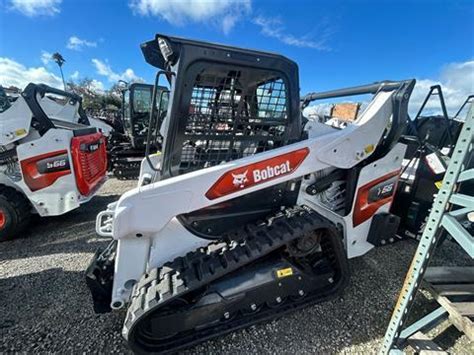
[
  {"x1": 276, "y1": 267, "x2": 293, "y2": 278},
  {"x1": 435, "y1": 180, "x2": 443, "y2": 189}
]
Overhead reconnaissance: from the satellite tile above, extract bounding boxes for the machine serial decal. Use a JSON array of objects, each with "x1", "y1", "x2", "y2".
[{"x1": 206, "y1": 148, "x2": 309, "y2": 200}]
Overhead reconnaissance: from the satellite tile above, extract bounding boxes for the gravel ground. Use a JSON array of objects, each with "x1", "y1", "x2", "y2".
[{"x1": 1, "y1": 178, "x2": 472, "y2": 354}]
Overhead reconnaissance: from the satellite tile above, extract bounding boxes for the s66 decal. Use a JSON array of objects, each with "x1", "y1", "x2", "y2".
[
  {"x1": 206, "y1": 148, "x2": 309, "y2": 200},
  {"x1": 36, "y1": 154, "x2": 70, "y2": 174},
  {"x1": 353, "y1": 170, "x2": 400, "y2": 227},
  {"x1": 20, "y1": 150, "x2": 72, "y2": 192}
]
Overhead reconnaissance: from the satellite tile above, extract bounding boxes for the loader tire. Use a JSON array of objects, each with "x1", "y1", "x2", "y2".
[{"x1": 0, "y1": 186, "x2": 31, "y2": 242}]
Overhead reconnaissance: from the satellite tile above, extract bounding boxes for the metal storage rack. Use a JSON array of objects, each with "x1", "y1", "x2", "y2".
[{"x1": 380, "y1": 103, "x2": 473, "y2": 354}]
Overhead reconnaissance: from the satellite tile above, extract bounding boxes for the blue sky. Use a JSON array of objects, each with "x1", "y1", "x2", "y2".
[{"x1": 0, "y1": 0, "x2": 473, "y2": 113}]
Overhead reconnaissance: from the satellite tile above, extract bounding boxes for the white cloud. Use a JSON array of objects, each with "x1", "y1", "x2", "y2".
[
  {"x1": 129, "y1": 0, "x2": 251, "y2": 34},
  {"x1": 303, "y1": 103, "x2": 333, "y2": 119},
  {"x1": 67, "y1": 36, "x2": 97, "y2": 51},
  {"x1": 410, "y1": 60, "x2": 474, "y2": 116},
  {"x1": 9, "y1": 0, "x2": 61, "y2": 17},
  {"x1": 92, "y1": 58, "x2": 143, "y2": 83},
  {"x1": 0, "y1": 57, "x2": 63, "y2": 89},
  {"x1": 70, "y1": 70, "x2": 80, "y2": 80},
  {"x1": 90, "y1": 79, "x2": 105, "y2": 93},
  {"x1": 253, "y1": 16, "x2": 332, "y2": 51},
  {"x1": 40, "y1": 50, "x2": 53, "y2": 65}
]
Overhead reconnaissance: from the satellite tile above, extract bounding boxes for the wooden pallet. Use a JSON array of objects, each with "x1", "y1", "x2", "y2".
[
  {"x1": 423, "y1": 266, "x2": 474, "y2": 341},
  {"x1": 393, "y1": 266, "x2": 474, "y2": 353}
]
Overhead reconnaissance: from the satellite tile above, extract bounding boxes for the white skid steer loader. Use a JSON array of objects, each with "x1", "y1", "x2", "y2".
[
  {"x1": 0, "y1": 83, "x2": 108, "y2": 241},
  {"x1": 86, "y1": 34, "x2": 415, "y2": 353}
]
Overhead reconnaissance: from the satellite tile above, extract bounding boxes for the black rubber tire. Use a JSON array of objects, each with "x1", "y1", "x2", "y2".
[{"x1": 0, "y1": 186, "x2": 31, "y2": 242}]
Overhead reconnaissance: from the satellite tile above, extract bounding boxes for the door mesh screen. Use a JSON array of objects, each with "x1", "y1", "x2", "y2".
[{"x1": 178, "y1": 67, "x2": 290, "y2": 174}]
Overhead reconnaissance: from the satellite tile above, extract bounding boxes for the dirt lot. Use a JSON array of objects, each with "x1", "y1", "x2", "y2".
[{"x1": 0, "y1": 178, "x2": 472, "y2": 354}]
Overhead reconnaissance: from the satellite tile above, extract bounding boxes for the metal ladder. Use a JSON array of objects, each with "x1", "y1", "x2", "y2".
[{"x1": 380, "y1": 103, "x2": 474, "y2": 354}]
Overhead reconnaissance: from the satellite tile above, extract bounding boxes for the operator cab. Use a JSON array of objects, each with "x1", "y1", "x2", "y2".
[
  {"x1": 121, "y1": 83, "x2": 169, "y2": 149},
  {"x1": 141, "y1": 35, "x2": 302, "y2": 177},
  {"x1": 141, "y1": 34, "x2": 302, "y2": 237}
]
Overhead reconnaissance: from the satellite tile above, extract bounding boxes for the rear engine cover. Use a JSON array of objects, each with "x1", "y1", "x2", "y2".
[{"x1": 71, "y1": 132, "x2": 107, "y2": 196}]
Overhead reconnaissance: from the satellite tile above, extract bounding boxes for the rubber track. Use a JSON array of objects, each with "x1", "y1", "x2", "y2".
[
  {"x1": 0, "y1": 185, "x2": 31, "y2": 240},
  {"x1": 109, "y1": 142, "x2": 144, "y2": 180},
  {"x1": 124, "y1": 207, "x2": 335, "y2": 351},
  {"x1": 111, "y1": 161, "x2": 140, "y2": 180}
]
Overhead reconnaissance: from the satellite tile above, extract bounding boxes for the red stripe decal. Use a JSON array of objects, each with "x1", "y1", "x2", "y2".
[
  {"x1": 20, "y1": 150, "x2": 71, "y2": 192},
  {"x1": 206, "y1": 148, "x2": 309, "y2": 200}
]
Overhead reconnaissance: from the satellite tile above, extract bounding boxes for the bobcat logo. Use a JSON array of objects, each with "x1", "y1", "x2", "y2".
[{"x1": 232, "y1": 170, "x2": 248, "y2": 188}]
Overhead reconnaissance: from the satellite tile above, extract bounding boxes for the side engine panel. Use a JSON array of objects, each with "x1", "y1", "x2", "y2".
[{"x1": 298, "y1": 143, "x2": 407, "y2": 258}]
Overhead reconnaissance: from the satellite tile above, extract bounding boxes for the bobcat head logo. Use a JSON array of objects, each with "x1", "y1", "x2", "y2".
[{"x1": 232, "y1": 170, "x2": 248, "y2": 188}]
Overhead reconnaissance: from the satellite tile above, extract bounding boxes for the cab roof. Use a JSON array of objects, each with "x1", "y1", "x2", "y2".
[{"x1": 140, "y1": 33, "x2": 298, "y2": 72}]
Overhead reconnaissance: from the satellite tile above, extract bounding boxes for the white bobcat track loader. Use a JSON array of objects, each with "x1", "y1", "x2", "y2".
[
  {"x1": 0, "y1": 83, "x2": 108, "y2": 241},
  {"x1": 86, "y1": 34, "x2": 415, "y2": 353}
]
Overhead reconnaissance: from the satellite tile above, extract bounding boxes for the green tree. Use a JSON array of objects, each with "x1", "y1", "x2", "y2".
[{"x1": 67, "y1": 78, "x2": 122, "y2": 115}]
